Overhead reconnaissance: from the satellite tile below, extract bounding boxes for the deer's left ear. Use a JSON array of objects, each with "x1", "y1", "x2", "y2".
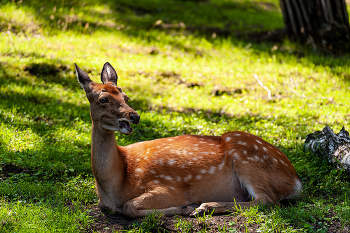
[
  {"x1": 75, "y1": 63, "x2": 93, "y2": 92},
  {"x1": 101, "y1": 62, "x2": 118, "y2": 86}
]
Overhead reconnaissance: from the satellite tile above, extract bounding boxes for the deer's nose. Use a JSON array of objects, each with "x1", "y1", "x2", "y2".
[{"x1": 130, "y1": 113, "x2": 140, "y2": 124}]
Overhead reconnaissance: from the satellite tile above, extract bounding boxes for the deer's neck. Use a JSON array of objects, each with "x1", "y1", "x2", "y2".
[{"x1": 91, "y1": 122, "x2": 125, "y2": 191}]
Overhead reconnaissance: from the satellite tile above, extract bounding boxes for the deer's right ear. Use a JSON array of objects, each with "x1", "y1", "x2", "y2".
[
  {"x1": 75, "y1": 63, "x2": 92, "y2": 91},
  {"x1": 101, "y1": 62, "x2": 118, "y2": 86}
]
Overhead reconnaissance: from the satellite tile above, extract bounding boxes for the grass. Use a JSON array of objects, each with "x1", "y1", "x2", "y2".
[{"x1": 0, "y1": 0, "x2": 350, "y2": 232}]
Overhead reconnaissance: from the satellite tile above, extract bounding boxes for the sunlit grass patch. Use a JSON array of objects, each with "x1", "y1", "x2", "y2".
[{"x1": 0, "y1": 199, "x2": 92, "y2": 232}]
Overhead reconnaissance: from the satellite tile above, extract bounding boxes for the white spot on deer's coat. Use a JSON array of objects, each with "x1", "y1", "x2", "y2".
[
  {"x1": 273, "y1": 158, "x2": 277, "y2": 163},
  {"x1": 256, "y1": 139, "x2": 263, "y2": 144},
  {"x1": 263, "y1": 155, "x2": 268, "y2": 160},
  {"x1": 281, "y1": 160, "x2": 287, "y2": 166},
  {"x1": 243, "y1": 150, "x2": 247, "y2": 154},
  {"x1": 210, "y1": 152, "x2": 216, "y2": 155},
  {"x1": 199, "y1": 141, "x2": 206, "y2": 143},
  {"x1": 225, "y1": 137, "x2": 232, "y2": 142},
  {"x1": 149, "y1": 170, "x2": 156, "y2": 174},
  {"x1": 254, "y1": 155, "x2": 259, "y2": 161},
  {"x1": 201, "y1": 152, "x2": 209, "y2": 155},
  {"x1": 159, "y1": 159, "x2": 164, "y2": 166},
  {"x1": 135, "y1": 168, "x2": 143, "y2": 173},
  {"x1": 136, "y1": 158, "x2": 140, "y2": 162},
  {"x1": 184, "y1": 174, "x2": 192, "y2": 182},
  {"x1": 196, "y1": 175, "x2": 202, "y2": 179},
  {"x1": 194, "y1": 144, "x2": 199, "y2": 146},
  {"x1": 169, "y1": 186, "x2": 175, "y2": 190},
  {"x1": 139, "y1": 186, "x2": 144, "y2": 189},
  {"x1": 198, "y1": 156, "x2": 203, "y2": 159},
  {"x1": 208, "y1": 166, "x2": 216, "y2": 174},
  {"x1": 165, "y1": 176, "x2": 172, "y2": 180},
  {"x1": 192, "y1": 157, "x2": 198, "y2": 161},
  {"x1": 234, "y1": 133, "x2": 241, "y2": 136},
  {"x1": 188, "y1": 152, "x2": 194, "y2": 155},
  {"x1": 228, "y1": 149, "x2": 234, "y2": 155},
  {"x1": 156, "y1": 146, "x2": 161, "y2": 149},
  {"x1": 176, "y1": 176, "x2": 181, "y2": 182},
  {"x1": 153, "y1": 180, "x2": 159, "y2": 183},
  {"x1": 159, "y1": 175, "x2": 164, "y2": 178},
  {"x1": 200, "y1": 169, "x2": 206, "y2": 174},
  {"x1": 168, "y1": 159, "x2": 176, "y2": 165},
  {"x1": 232, "y1": 153, "x2": 240, "y2": 159},
  {"x1": 168, "y1": 139, "x2": 174, "y2": 141},
  {"x1": 237, "y1": 141, "x2": 247, "y2": 146},
  {"x1": 241, "y1": 161, "x2": 249, "y2": 164},
  {"x1": 218, "y1": 160, "x2": 225, "y2": 170},
  {"x1": 209, "y1": 143, "x2": 215, "y2": 146},
  {"x1": 253, "y1": 144, "x2": 258, "y2": 150},
  {"x1": 263, "y1": 147, "x2": 267, "y2": 152}
]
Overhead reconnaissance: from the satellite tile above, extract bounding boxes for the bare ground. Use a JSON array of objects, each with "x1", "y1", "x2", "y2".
[{"x1": 87, "y1": 205, "x2": 263, "y2": 233}]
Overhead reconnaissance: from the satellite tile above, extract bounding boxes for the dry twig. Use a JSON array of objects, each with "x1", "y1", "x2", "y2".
[{"x1": 253, "y1": 74, "x2": 272, "y2": 100}]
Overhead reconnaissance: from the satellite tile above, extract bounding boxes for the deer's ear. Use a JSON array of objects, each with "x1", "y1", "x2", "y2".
[
  {"x1": 75, "y1": 63, "x2": 93, "y2": 91},
  {"x1": 101, "y1": 62, "x2": 118, "y2": 86}
]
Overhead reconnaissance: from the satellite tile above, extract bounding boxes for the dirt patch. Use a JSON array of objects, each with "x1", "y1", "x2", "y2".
[
  {"x1": 88, "y1": 205, "x2": 263, "y2": 232},
  {"x1": 88, "y1": 206, "x2": 138, "y2": 232}
]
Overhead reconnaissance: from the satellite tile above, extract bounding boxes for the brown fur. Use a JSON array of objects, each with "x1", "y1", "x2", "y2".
[{"x1": 75, "y1": 63, "x2": 302, "y2": 218}]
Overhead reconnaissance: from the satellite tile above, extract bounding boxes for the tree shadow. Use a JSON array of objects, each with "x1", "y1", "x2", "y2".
[{"x1": 5, "y1": 0, "x2": 347, "y2": 81}]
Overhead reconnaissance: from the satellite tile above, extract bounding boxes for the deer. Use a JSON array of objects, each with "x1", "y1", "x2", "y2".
[{"x1": 75, "y1": 62, "x2": 302, "y2": 218}]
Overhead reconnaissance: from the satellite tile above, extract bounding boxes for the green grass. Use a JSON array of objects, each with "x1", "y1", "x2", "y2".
[{"x1": 1, "y1": 0, "x2": 350, "y2": 232}]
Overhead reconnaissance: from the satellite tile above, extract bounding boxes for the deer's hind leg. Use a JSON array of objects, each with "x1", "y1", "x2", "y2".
[
  {"x1": 122, "y1": 187, "x2": 194, "y2": 218},
  {"x1": 189, "y1": 195, "x2": 272, "y2": 217}
]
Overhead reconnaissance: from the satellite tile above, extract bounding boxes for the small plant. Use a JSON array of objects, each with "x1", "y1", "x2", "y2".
[
  {"x1": 174, "y1": 216, "x2": 194, "y2": 233},
  {"x1": 130, "y1": 210, "x2": 166, "y2": 233},
  {"x1": 194, "y1": 208, "x2": 215, "y2": 232}
]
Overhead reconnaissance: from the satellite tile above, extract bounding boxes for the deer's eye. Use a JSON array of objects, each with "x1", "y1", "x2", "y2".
[{"x1": 99, "y1": 97, "x2": 109, "y2": 103}]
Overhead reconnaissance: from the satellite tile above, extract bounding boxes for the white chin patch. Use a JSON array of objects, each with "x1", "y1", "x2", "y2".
[
  {"x1": 120, "y1": 128, "x2": 133, "y2": 135},
  {"x1": 101, "y1": 124, "x2": 119, "y2": 131},
  {"x1": 102, "y1": 124, "x2": 132, "y2": 135}
]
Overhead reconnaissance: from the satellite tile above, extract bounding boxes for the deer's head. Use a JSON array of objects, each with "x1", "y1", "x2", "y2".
[{"x1": 75, "y1": 62, "x2": 140, "y2": 135}]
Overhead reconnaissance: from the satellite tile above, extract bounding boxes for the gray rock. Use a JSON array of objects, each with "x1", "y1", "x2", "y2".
[{"x1": 304, "y1": 126, "x2": 350, "y2": 178}]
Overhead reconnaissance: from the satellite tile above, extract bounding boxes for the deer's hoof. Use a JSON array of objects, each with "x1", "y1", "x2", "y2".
[{"x1": 189, "y1": 208, "x2": 205, "y2": 217}]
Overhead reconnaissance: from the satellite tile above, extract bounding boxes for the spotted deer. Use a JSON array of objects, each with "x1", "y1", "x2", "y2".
[{"x1": 75, "y1": 62, "x2": 302, "y2": 218}]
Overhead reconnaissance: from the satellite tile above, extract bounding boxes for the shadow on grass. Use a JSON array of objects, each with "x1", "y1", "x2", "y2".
[{"x1": 3, "y1": 0, "x2": 348, "y2": 81}]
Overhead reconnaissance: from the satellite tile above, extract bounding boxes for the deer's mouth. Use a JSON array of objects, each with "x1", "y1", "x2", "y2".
[{"x1": 118, "y1": 119, "x2": 133, "y2": 132}]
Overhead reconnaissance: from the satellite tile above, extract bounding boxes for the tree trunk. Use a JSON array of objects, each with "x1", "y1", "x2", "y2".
[{"x1": 280, "y1": 0, "x2": 350, "y2": 51}]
